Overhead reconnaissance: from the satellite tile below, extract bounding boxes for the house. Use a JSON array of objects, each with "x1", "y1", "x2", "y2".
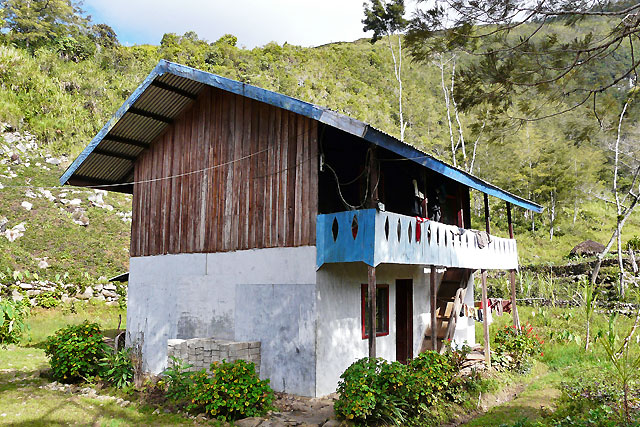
[{"x1": 60, "y1": 60, "x2": 542, "y2": 397}]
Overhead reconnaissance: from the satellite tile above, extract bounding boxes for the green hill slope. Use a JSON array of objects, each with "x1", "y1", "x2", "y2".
[{"x1": 0, "y1": 25, "x2": 638, "y2": 286}]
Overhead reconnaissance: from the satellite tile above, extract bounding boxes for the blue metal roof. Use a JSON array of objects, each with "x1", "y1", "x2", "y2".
[{"x1": 60, "y1": 60, "x2": 543, "y2": 213}]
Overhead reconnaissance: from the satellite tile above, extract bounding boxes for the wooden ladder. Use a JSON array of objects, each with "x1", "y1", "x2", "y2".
[{"x1": 421, "y1": 268, "x2": 471, "y2": 353}]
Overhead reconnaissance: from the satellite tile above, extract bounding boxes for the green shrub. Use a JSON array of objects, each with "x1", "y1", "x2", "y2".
[
  {"x1": 407, "y1": 350, "x2": 456, "y2": 406},
  {"x1": 44, "y1": 321, "x2": 107, "y2": 383},
  {"x1": 186, "y1": 359, "x2": 274, "y2": 421},
  {"x1": 99, "y1": 348, "x2": 134, "y2": 389},
  {"x1": 0, "y1": 298, "x2": 30, "y2": 346},
  {"x1": 334, "y1": 357, "x2": 410, "y2": 425},
  {"x1": 35, "y1": 291, "x2": 60, "y2": 309},
  {"x1": 493, "y1": 324, "x2": 543, "y2": 373},
  {"x1": 161, "y1": 356, "x2": 194, "y2": 403}
]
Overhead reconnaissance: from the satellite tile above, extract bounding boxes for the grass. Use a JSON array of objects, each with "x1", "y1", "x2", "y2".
[
  {"x1": 0, "y1": 302, "x2": 221, "y2": 426},
  {"x1": 470, "y1": 303, "x2": 640, "y2": 426}
]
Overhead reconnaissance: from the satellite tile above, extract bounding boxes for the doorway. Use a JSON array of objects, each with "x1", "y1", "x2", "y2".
[{"x1": 396, "y1": 279, "x2": 413, "y2": 364}]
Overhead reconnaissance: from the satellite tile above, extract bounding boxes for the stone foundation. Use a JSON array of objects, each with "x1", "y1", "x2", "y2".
[{"x1": 167, "y1": 338, "x2": 261, "y2": 375}]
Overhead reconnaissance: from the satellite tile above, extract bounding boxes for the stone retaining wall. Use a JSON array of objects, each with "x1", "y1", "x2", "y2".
[{"x1": 167, "y1": 338, "x2": 261, "y2": 375}]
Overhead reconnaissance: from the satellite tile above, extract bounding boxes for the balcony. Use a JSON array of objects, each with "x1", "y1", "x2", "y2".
[{"x1": 316, "y1": 209, "x2": 518, "y2": 270}]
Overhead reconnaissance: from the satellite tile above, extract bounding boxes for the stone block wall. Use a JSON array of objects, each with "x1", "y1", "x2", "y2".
[{"x1": 167, "y1": 338, "x2": 261, "y2": 375}]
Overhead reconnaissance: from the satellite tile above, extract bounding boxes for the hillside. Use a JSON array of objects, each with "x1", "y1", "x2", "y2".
[{"x1": 0, "y1": 20, "x2": 639, "y2": 288}]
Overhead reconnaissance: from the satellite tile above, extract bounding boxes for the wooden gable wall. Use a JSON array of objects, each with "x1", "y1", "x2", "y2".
[{"x1": 130, "y1": 86, "x2": 318, "y2": 257}]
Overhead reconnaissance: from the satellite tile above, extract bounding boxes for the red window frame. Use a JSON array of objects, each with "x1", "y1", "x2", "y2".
[{"x1": 361, "y1": 283, "x2": 390, "y2": 339}]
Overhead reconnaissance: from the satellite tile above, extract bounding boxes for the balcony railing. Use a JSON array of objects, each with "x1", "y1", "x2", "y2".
[{"x1": 316, "y1": 209, "x2": 518, "y2": 270}]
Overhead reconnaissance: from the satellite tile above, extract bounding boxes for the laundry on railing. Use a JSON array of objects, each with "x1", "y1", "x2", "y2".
[{"x1": 472, "y1": 230, "x2": 492, "y2": 249}]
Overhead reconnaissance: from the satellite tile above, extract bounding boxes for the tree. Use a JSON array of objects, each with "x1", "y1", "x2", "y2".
[
  {"x1": 363, "y1": 0, "x2": 409, "y2": 141},
  {"x1": 91, "y1": 23, "x2": 119, "y2": 49},
  {"x1": 1, "y1": 0, "x2": 87, "y2": 50},
  {"x1": 405, "y1": 0, "x2": 640, "y2": 119},
  {"x1": 590, "y1": 94, "x2": 640, "y2": 298}
]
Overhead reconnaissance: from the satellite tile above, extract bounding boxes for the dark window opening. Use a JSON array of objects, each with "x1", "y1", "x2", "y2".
[
  {"x1": 361, "y1": 284, "x2": 390, "y2": 339},
  {"x1": 318, "y1": 124, "x2": 471, "y2": 229}
]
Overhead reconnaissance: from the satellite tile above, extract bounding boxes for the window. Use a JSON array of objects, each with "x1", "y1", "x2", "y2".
[{"x1": 361, "y1": 284, "x2": 389, "y2": 339}]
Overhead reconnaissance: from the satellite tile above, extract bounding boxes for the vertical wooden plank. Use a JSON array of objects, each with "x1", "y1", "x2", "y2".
[
  {"x1": 308, "y1": 121, "x2": 318, "y2": 244},
  {"x1": 294, "y1": 114, "x2": 304, "y2": 246},
  {"x1": 279, "y1": 111, "x2": 289, "y2": 246},
  {"x1": 481, "y1": 269, "x2": 491, "y2": 368},
  {"x1": 197, "y1": 92, "x2": 209, "y2": 252},
  {"x1": 301, "y1": 117, "x2": 310, "y2": 244},
  {"x1": 160, "y1": 131, "x2": 170, "y2": 255},
  {"x1": 266, "y1": 105, "x2": 277, "y2": 247},
  {"x1": 430, "y1": 265, "x2": 437, "y2": 351},
  {"x1": 286, "y1": 112, "x2": 297, "y2": 247},
  {"x1": 184, "y1": 106, "x2": 195, "y2": 253},
  {"x1": 220, "y1": 92, "x2": 232, "y2": 250},
  {"x1": 238, "y1": 96, "x2": 249, "y2": 249},
  {"x1": 249, "y1": 99, "x2": 260, "y2": 249},
  {"x1": 368, "y1": 265, "x2": 377, "y2": 358},
  {"x1": 272, "y1": 108, "x2": 282, "y2": 247},
  {"x1": 170, "y1": 125, "x2": 181, "y2": 254},
  {"x1": 211, "y1": 89, "x2": 223, "y2": 253},
  {"x1": 230, "y1": 94, "x2": 243, "y2": 250},
  {"x1": 256, "y1": 103, "x2": 268, "y2": 248}
]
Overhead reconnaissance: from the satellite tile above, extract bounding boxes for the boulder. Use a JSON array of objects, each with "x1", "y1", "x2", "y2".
[{"x1": 570, "y1": 240, "x2": 605, "y2": 258}]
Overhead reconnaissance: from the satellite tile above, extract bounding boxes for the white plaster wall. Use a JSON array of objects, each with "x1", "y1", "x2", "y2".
[
  {"x1": 315, "y1": 263, "x2": 433, "y2": 397},
  {"x1": 127, "y1": 246, "x2": 317, "y2": 396}
]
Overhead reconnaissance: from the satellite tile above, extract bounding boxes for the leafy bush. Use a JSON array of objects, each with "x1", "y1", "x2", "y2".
[
  {"x1": 161, "y1": 356, "x2": 194, "y2": 403},
  {"x1": 406, "y1": 351, "x2": 456, "y2": 406},
  {"x1": 35, "y1": 291, "x2": 60, "y2": 309},
  {"x1": 335, "y1": 352, "x2": 461, "y2": 425},
  {"x1": 44, "y1": 321, "x2": 107, "y2": 383},
  {"x1": 99, "y1": 348, "x2": 134, "y2": 389},
  {"x1": 0, "y1": 298, "x2": 30, "y2": 346},
  {"x1": 186, "y1": 359, "x2": 274, "y2": 421},
  {"x1": 334, "y1": 357, "x2": 410, "y2": 425},
  {"x1": 493, "y1": 324, "x2": 543, "y2": 373}
]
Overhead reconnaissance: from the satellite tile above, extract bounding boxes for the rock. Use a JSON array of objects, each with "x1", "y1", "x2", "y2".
[
  {"x1": 11, "y1": 290, "x2": 23, "y2": 301},
  {"x1": 25, "y1": 190, "x2": 37, "y2": 198},
  {"x1": 103, "y1": 283, "x2": 117, "y2": 291},
  {"x1": 0, "y1": 217, "x2": 7, "y2": 233},
  {"x1": 61, "y1": 296, "x2": 74, "y2": 304},
  {"x1": 21, "y1": 201, "x2": 32, "y2": 211},
  {"x1": 26, "y1": 290, "x2": 41, "y2": 297},
  {"x1": 94, "y1": 295, "x2": 105, "y2": 302},
  {"x1": 71, "y1": 209, "x2": 89, "y2": 226},
  {"x1": 38, "y1": 260, "x2": 49, "y2": 269},
  {"x1": 570, "y1": 240, "x2": 605, "y2": 258},
  {"x1": 234, "y1": 418, "x2": 264, "y2": 427},
  {"x1": 45, "y1": 157, "x2": 61, "y2": 165},
  {"x1": 10, "y1": 153, "x2": 20, "y2": 164},
  {"x1": 101, "y1": 290, "x2": 117, "y2": 298},
  {"x1": 94, "y1": 284, "x2": 104, "y2": 292},
  {"x1": 19, "y1": 283, "x2": 33, "y2": 290},
  {"x1": 322, "y1": 421, "x2": 348, "y2": 427},
  {"x1": 69, "y1": 198, "x2": 81, "y2": 206}
]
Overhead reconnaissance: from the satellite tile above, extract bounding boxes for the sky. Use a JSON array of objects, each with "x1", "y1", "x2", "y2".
[{"x1": 82, "y1": 0, "x2": 404, "y2": 48}]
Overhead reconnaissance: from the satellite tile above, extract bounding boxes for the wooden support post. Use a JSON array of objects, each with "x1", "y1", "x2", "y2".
[
  {"x1": 481, "y1": 269, "x2": 491, "y2": 368},
  {"x1": 430, "y1": 265, "x2": 437, "y2": 351},
  {"x1": 368, "y1": 265, "x2": 377, "y2": 359},
  {"x1": 507, "y1": 202, "x2": 521, "y2": 330},
  {"x1": 484, "y1": 193, "x2": 491, "y2": 234}
]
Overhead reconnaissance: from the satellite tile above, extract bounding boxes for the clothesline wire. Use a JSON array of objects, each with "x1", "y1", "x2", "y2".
[{"x1": 0, "y1": 123, "x2": 322, "y2": 191}]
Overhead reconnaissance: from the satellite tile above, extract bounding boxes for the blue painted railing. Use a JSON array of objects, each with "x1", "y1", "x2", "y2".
[{"x1": 316, "y1": 209, "x2": 518, "y2": 269}]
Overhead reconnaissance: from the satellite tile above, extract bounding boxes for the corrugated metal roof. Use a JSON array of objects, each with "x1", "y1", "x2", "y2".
[{"x1": 60, "y1": 60, "x2": 543, "y2": 213}]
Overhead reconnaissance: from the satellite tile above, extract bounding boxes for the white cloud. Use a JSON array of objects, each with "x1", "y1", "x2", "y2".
[{"x1": 84, "y1": 0, "x2": 376, "y2": 48}]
